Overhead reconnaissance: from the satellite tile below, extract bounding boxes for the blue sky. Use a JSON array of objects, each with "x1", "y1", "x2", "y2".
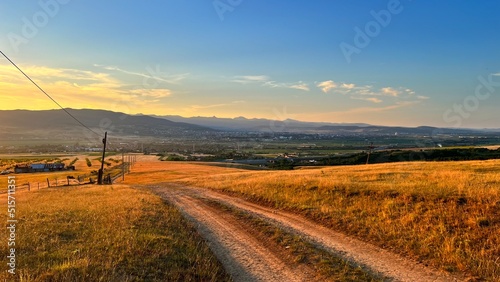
[{"x1": 1, "y1": 0, "x2": 499, "y2": 128}]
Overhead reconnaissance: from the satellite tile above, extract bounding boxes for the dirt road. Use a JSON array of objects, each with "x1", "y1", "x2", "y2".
[{"x1": 151, "y1": 183, "x2": 464, "y2": 282}]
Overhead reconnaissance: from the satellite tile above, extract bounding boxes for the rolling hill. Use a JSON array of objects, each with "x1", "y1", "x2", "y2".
[{"x1": 0, "y1": 109, "x2": 214, "y2": 140}]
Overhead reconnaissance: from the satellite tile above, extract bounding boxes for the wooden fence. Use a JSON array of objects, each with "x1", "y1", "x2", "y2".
[{"x1": 1, "y1": 162, "x2": 132, "y2": 194}]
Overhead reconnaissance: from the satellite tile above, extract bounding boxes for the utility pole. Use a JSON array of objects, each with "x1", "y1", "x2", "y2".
[
  {"x1": 122, "y1": 150, "x2": 125, "y2": 181},
  {"x1": 98, "y1": 132, "x2": 107, "y2": 185},
  {"x1": 366, "y1": 142, "x2": 374, "y2": 165}
]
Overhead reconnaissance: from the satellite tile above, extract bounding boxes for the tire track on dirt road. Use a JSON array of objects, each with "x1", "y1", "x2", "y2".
[
  {"x1": 152, "y1": 183, "x2": 465, "y2": 282},
  {"x1": 157, "y1": 187, "x2": 317, "y2": 282}
]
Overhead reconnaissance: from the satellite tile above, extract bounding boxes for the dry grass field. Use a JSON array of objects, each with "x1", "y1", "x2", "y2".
[
  {"x1": 156, "y1": 160, "x2": 499, "y2": 280},
  {"x1": 0, "y1": 183, "x2": 230, "y2": 281},
  {"x1": 3, "y1": 155, "x2": 499, "y2": 280},
  {"x1": 122, "y1": 158, "x2": 248, "y2": 185}
]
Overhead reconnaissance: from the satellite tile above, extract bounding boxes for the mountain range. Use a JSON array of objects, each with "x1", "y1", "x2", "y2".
[
  {"x1": 0, "y1": 109, "x2": 497, "y2": 141},
  {"x1": 156, "y1": 115, "x2": 495, "y2": 135},
  {"x1": 156, "y1": 115, "x2": 370, "y2": 132}
]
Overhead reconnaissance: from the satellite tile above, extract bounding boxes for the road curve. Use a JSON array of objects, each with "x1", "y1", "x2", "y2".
[
  {"x1": 151, "y1": 183, "x2": 465, "y2": 282},
  {"x1": 157, "y1": 187, "x2": 316, "y2": 281}
]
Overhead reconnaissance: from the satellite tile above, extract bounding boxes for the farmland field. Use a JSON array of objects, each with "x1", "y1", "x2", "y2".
[{"x1": 2, "y1": 155, "x2": 499, "y2": 280}]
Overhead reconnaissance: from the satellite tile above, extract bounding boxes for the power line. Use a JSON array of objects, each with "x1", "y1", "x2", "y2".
[{"x1": 0, "y1": 50, "x2": 101, "y2": 137}]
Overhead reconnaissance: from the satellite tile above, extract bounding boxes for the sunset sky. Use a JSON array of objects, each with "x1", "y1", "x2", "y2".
[{"x1": 1, "y1": 1, "x2": 500, "y2": 128}]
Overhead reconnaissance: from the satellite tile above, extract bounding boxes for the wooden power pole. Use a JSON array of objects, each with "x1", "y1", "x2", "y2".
[
  {"x1": 97, "y1": 132, "x2": 107, "y2": 185},
  {"x1": 122, "y1": 150, "x2": 125, "y2": 181},
  {"x1": 366, "y1": 142, "x2": 375, "y2": 165}
]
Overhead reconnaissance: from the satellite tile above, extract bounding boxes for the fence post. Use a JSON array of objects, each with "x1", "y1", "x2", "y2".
[
  {"x1": 28, "y1": 182, "x2": 30, "y2": 191},
  {"x1": 47, "y1": 178, "x2": 50, "y2": 188},
  {"x1": 38, "y1": 182, "x2": 40, "y2": 190}
]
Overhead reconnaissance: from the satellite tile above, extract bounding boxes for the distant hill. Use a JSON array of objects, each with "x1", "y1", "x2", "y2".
[
  {"x1": 155, "y1": 115, "x2": 489, "y2": 135},
  {"x1": 0, "y1": 109, "x2": 495, "y2": 143},
  {"x1": 0, "y1": 109, "x2": 214, "y2": 140},
  {"x1": 156, "y1": 115, "x2": 370, "y2": 132}
]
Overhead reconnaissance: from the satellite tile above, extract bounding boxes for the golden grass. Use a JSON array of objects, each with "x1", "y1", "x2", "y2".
[
  {"x1": 179, "y1": 160, "x2": 500, "y2": 280},
  {"x1": 122, "y1": 159, "x2": 248, "y2": 185},
  {"x1": 208, "y1": 200, "x2": 385, "y2": 281},
  {"x1": 0, "y1": 183, "x2": 230, "y2": 281},
  {"x1": 12, "y1": 156, "x2": 496, "y2": 280}
]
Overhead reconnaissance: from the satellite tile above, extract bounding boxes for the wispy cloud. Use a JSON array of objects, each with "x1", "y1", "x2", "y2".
[
  {"x1": 316, "y1": 79, "x2": 423, "y2": 104},
  {"x1": 341, "y1": 83, "x2": 355, "y2": 90},
  {"x1": 129, "y1": 89, "x2": 172, "y2": 99},
  {"x1": 293, "y1": 101, "x2": 423, "y2": 125},
  {"x1": 1, "y1": 64, "x2": 117, "y2": 86},
  {"x1": 0, "y1": 63, "x2": 175, "y2": 112},
  {"x1": 232, "y1": 75, "x2": 270, "y2": 84},
  {"x1": 189, "y1": 103, "x2": 228, "y2": 110},
  {"x1": 94, "y1": 64, "x2": 189, "y2": 84},
  {"x1": 289, "y1": 83, "x2": 310, "y2": 91},
  {"x1": 337, "y1": 101, "x2": 420, "y2": 114},
  {"x1": 317, "y1": 80, "x2": 337, "y2": 93},
  {"x1": 381, "y1": 87, "x2": 400, "y2": 97},
  {"x1": 353, "y1": 97, "x2": 383, "y2": 103},
  {"x1": 187, "y1": 100, "x2": 246, "y2": 111},
  {"x1": 234, "y1": 75, "x2": 309, "y2": 91}
]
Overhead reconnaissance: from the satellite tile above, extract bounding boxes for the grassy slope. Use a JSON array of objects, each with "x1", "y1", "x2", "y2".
[
  {"x1": 0, "y1": 184, "x2": 230, "y2": 281},
  {"x1": 125, "y1": 160, "x2": 384, "y2": 281},
  {"x1": 14, "y1": 156, "x2": 496, "y2": 280},
  {"x1": 181, "y1": 160, "x2": 500, "y2": 280}
]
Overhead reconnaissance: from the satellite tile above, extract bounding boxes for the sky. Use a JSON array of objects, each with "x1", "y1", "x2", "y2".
[{"x1": 1, "y1": 0, "x2": 500, "y2": 128}]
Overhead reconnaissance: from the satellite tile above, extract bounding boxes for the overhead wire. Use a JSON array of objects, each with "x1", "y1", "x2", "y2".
[{"x1": 0, "y1": 50, "x2": 101, "y2": 137}]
